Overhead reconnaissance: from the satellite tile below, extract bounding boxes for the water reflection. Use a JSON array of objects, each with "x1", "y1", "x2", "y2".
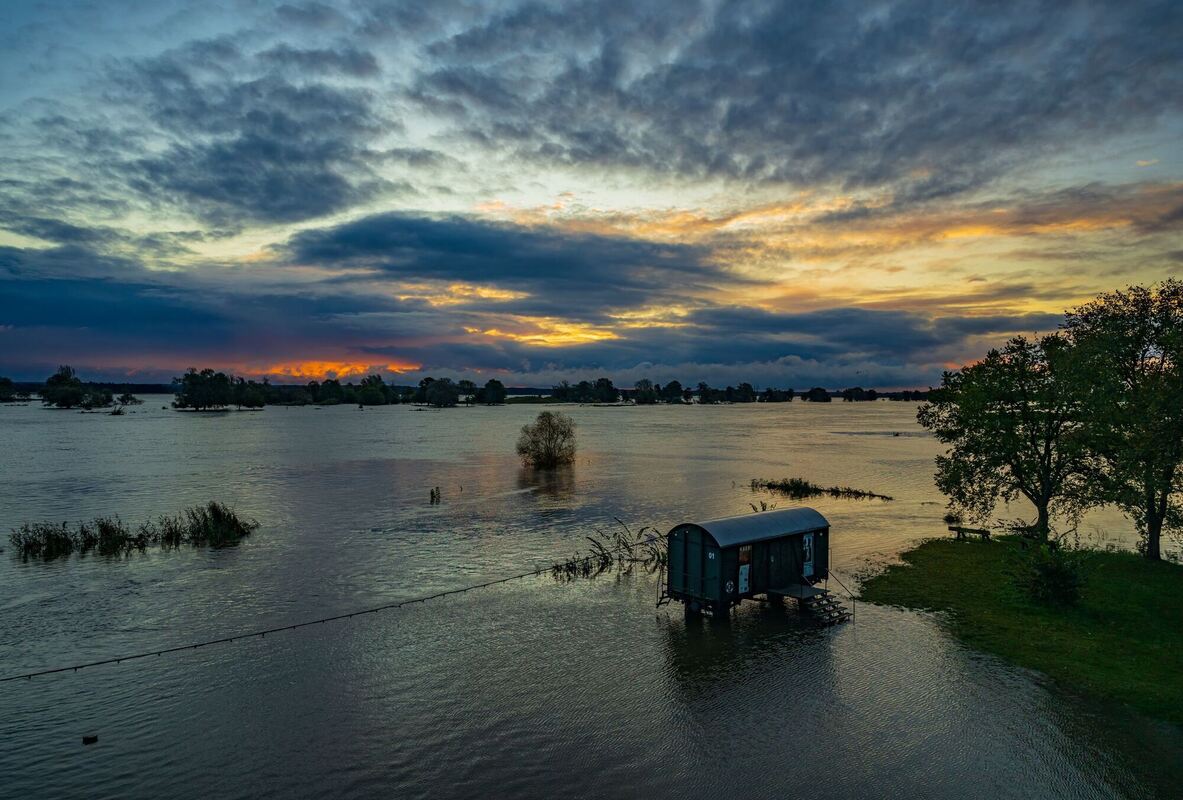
[{"x1": 516, "y1": 463, "x2": 577, "y2": 502}]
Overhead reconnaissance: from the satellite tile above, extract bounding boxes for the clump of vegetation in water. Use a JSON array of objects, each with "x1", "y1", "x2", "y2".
[
  {"x1": 10, "y1": 502, "x2": 259, "y2": 560},
  {"x1": 551, "y1": 520, "x2": 666, "y2": 580},
  {"x1": 41, "y1": 365, "x2": 113, "y2": 409},
  {"x1": 516, "y1": 411, "x2": 577, "y2": 469},
  {"x1": 751, "y1": 477, "x2": 893, "y2": 501}
]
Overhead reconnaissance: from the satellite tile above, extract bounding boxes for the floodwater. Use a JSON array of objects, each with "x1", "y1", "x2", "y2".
[{"x1": 0, "y1": 399, "x2": 1179, "y2": 799}]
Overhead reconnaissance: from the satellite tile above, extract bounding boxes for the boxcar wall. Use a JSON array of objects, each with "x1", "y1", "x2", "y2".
[{"x1": 667, "y1": 525, "x2": 829, "y2": 610}]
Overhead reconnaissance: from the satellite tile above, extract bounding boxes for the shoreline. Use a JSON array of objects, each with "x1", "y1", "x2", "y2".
[{"x1": 859, "y1": 536, "x2": 1183, "y2": 726}]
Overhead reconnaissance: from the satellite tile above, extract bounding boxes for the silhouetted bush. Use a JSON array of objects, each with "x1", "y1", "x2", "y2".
[
  {"x1": 1016, "y1": 544, "x2": 1086, "y2": 606},
  {"x1": 516, "y1": 411, "x2": 577, "y2": 469}
]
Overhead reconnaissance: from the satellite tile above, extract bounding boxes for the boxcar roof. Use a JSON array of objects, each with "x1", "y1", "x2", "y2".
[{"x1": 674, "y1": 507, "x2": 829, "y2": 548}]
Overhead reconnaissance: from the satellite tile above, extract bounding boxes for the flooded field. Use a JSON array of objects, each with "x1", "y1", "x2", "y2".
[{"x1": 1, "y1": 400, "x2": 1179, "y2": 799}]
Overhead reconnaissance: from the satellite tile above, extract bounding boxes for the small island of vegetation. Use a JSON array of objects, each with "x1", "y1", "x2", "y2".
[
  {"x1": 10, "y1": 501, "x2": 259, "y2": 560},
  {"x1": 516, "y1": 411, "x2": 577, "y2": 469},
  {"x1": 752, "y1": 477, "x2": 893, "y2": 501}
]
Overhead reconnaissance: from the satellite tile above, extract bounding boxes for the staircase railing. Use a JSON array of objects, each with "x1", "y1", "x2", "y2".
[{"x1": 826, "y1": 570, "x2": 857, "y2": 623}]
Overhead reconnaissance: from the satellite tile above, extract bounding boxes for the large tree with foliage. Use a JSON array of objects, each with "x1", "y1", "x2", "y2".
[
  {"x1": 1063, "y1": 282, "x2": 1183, "y2": 560},
  {"x1": 633, "y1": 378, "x2": 658, "y2": 404},
  {"x1": 173, "y1": 368, "x2": 234, "y2": 410},
  {"x1": 424, "y1": 377, "x2": 460, "y2": 408},
  {"x1": 918, "y1": 335, "x2": 1089, "y2": 540},
  {"x1": 41, "y1": 365, "x2": 109, "y2": 408},
  {"x1": 457, "y1": 379, "x2": 477, "y2": 405},
  {"x1": 478, "y1": 378, "x2": 507, "y2": 405},
  {"x1": 358, "y1": 374, "x2": 389, "y2": 406},
  {"x1": 516, "y1": 411, "x2": 577, "y2": 469}
]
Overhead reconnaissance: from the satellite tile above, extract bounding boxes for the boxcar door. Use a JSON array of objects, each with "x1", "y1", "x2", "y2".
[
  {"x1": 802, "y1": 533, "x2": 815, "y2": 579},
  {"x1": 752, "y1": 542, "x2": 769, "y2": 593},
  {"x1": 737, "y1": 545, "x2": 752, "y2": 594}
]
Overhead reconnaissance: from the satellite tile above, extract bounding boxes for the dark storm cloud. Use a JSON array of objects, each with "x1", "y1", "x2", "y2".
[
  {"x1": 107, "y1": 44, "x2": 394, "y2": 225},
  {"x1": 285, "y1": 212, "x2": 727, "y2": 318},
  {"x1": 416, "y1": 0, "x2": 1183, "y2": 196},
  {"x1": 256, "y1": 44, "x2": 381, "y2": 77},
  {"x1": 275, "y1": 2, "x2": 352, "y2": 29}
]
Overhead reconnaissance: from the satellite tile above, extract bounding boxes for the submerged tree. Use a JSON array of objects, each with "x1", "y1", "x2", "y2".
[
  {"x1": 41, "y1": 365, "x2": 85, "y2": 408},
  {"x1": 173, "y1": 368, "x2": 234, "y2": 410},
  {"x1": 424, "y1": 377, "x2": 460, "y2": 407},
  {"x1": 358, "y1": 374, "x2": 389, "y2": 406},
  {"x1": 1063, "y1": 281, "x2": 1183, "y2": 560},
  {"x1": 457, "y1": 379, "x2": 477, "y2": 405},
  {"x1": 516, "y1": 411, "x2": 577, "y2": 469},
  {"x1": 918, "y1": 335, "x2": 1088, "y2": 540},
  {"x1": 633, "y1": 378, "x2": 658, "y2": 404},
  {"x1": 478, "y1": 378, "x2": 508, "y2": 405}
]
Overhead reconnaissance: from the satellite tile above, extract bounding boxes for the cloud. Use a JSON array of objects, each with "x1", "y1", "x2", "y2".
[
  {"x1": 256, "y1": 44, "x2": 381, "y2": 77},
  {"x1": 283, "y1": 211, "x2": 729, "y2": 318},
  {"x1": 416, "y1": 0, "x2": 1183, "y2": 197}
]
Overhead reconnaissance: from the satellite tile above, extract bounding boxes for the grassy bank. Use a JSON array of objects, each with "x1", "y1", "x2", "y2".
[{"x1": 860, "y1": 536, "x2": 1183, "y2": 725}]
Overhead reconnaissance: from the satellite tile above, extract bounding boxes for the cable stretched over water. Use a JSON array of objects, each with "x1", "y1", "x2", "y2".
[{"x1": 1, "y1": 541, "x2": 653, "y2": 683}]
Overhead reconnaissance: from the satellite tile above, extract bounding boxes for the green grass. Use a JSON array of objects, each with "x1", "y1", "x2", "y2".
[{"x1": 860, "y1": 537, "x2": 1183, "y2": 725}]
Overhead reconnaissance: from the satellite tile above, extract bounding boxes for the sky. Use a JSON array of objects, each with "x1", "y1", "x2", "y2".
[{"x1": 0, "y1": 0, "x2": 1180, "y2": 388}]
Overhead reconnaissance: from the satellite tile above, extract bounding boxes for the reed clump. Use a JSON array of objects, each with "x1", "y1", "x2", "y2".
[
  {"x1": 751, "y1": 477, "x2": 893, "y2": 501},
  {"x1": 10, "y1": 502, "x2": 259, "y2": 560},
  {"x1": 551, "y1": 519, "x2": 667, "y2": 580}
]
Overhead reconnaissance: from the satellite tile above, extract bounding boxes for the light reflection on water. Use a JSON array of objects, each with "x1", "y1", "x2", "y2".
[{"x1": 0, "y1": 399, "x2": 1179, "y2": 799}]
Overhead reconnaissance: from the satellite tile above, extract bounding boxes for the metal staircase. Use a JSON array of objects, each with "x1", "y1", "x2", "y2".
[{"x1": 800, "y1": 591, "x2": 851, "y2": 625}]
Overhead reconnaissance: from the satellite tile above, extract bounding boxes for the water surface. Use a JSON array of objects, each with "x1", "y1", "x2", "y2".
[{"x1": 1, "y1": 400, "x2": 1178, "y2": 799}]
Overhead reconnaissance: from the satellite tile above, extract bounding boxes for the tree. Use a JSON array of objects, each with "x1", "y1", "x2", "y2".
[
  {"x1": 662, "y1": 380, "x2": 684, "y2": 403},
  {"x1": 696, "y1": 382, "x2": 718, "y2": 404},
  {"x1": 358, "y1": 374, "x2": 388, "y2": 406},
  {"x1": 516, "y1": 411, "x2": 577, "y2": 469},
  {"x1": 593, "y1": 377, "x2": 618, "y2": 403},
  {"x1": 425, "y1": 377, "x2": 460, "y2": 407},
  {"x1": 319, "y1": 379, "x2": 344, "y2": 404},
  {"x1": 479, "y1": 378, "x2": 508, "y2": 405},
  {"x1": 457, "y1": 379, "x2": 477, "y2": 405},
  {"x1": 735, "y1": 382, "x2": 757, "y2": 402},
  {"x1": 761, "y1": 387, "x2": 794, "y2": 402},
  {"x1": 918, "y1": 335, "x2": 1088, "y2": 540},
  {"x1": 841, "y1": 386, "x2": 878, "y2": 402},
  {"x1": 41, "y1": 365, "x2": 85, "y2": 408},
  {"x1": 231, "y1": 378, "x2": 266, "y2": 408},
  {"x1": 633, "y1": 378, "x2": 658, "y2": 404},
  {"x1": 173, "y1": 368, "x2": 233, "y2": 410},
  {"x1": 1063, "y1": 282, "x2": 1183, "y2": 560},
  {"x1": 802, "y1": 387, "x2": 831, "y2": 402},
  {"x1": 0, "y1": 376, "x2": 17, "y2": 402},
  {"x1": 116, "y1": 392, "x2": 143, "y2": 406}
]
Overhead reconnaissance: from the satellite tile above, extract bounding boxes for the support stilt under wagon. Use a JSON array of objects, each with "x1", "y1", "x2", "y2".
[{"x1": 658, "y1": 507, "x2": 851, "y2": 624}]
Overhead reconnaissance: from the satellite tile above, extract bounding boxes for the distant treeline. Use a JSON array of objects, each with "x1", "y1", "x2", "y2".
[
  {"x1": 171, "y1": 370, "x2": 510, "y2": 409},
  {"x1": 2, "y1": 367, "x2": 931, "y2": 409}
]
